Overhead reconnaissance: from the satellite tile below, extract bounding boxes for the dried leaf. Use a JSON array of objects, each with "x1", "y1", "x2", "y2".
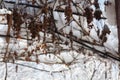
[
  {"x1": 69, "y1": 30, "x2": 73, "y2": 36},
  {"x1": 16, "y1": 65, "x2": 18, "y2": 73},
  {"x1": 25, "y1": 57, "x2": 32, "y2": 61},
  {"x1": 65, "y1": 6, "x2": 72, "y2": 23},
  {"x1": 17, "y1": 35, "x2": 22, "y2": 39},
  {"x1": 97, "y1": 29, "x2": 100, "y2": 36},
  {"x1": 102, "y1": 36, "x2": 107, "y2": 44},
  {"x1": 104, "y1": 1, "x2": 112, "y2": 6},
  {"x1": 36, "y1": 58, "x2": 40, "y2": 64},
  {"x1": 14, "y1": 51, "x2": 18, "y2": 58},
  {"x1": 20, "y1": 53, "x2": 25, "y2": 57},
  {"x1": 36, "y1": 54, "x2": 40, "y2": 64},
  {"x1": 32, "y1": 0, "x2": 36, "y2": 4},
  {"x1": 28, "y1": 51, "x2": 32, "y2": 57},
  {"x1": 93, "y1": 0, "x2": 100, "y2": 9},
  {"x1": 100, "y1": 24, "x2": 111, "y2": 40},
  {"x1": 6, "y1": 14, "x2": 12, "y2": 43},
  {"x1": 94, "y1": 9, "x2": 102, "y2": 20},
  {"x1": 24, "y1": 48, "x2": 28, "y2": 51},
  {"x1": 84, "y1": 7, "x2": 93, "y2": 24},
  {"x1": 65, "y1": 41, "x2": 69, "y2": 45}
]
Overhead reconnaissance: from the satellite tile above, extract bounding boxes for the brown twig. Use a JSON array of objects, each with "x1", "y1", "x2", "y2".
[
  {"x1": 4, "y1": 1, "x2": 84, "y2": 16},
  {"x1": 4, "y1": 62, "x2": 8, "y2": 80},
  {"x1": 50, "y1": 29, "x2": 120, "y2": 62}
]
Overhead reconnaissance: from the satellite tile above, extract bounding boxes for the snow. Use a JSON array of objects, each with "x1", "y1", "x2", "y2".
[
  {"x1": 0, "y1": 53, "x2": 119, "y2": 80},
  {"x1": 0, "y1": 8, "x2": 12, "y2": 14},
  {"x1": 0, "y1": 0, "x2": 119, "y2": 80}
]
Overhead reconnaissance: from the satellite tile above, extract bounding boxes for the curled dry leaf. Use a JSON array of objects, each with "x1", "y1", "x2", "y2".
[
  {"x1": 65, "y1": 6, "x2": 72, "y2": 23},
  {"x1": 84, "y1": 7, "x2": 93, "y2": 24},
  {"x1": 41, "y1": 43, "x2": 47, "y2": 49},
  {"x1": 25, "y1": 56, "x2": 32, "y2": 61},
  {"x1": 36, "y1": 54, "x2": 40, "y2": 64},
  {"x1": 36, "y1": 58, "x2": 40, "y2": 64},
  {"x1": 65, "y1": 40, "x2": 69, "y2": 45},
  {"x1": 94, "y1": 9, "x2": 102, "y2": 20},
  {"x1": 100, "y1": 24, "x2": 111, "y2": 44},
  {"x1": 16, "y1": 65, "x2": 18, "y2": 73},
  {"x1": 24, "y1": 48, "x2": 28, "y2": 51},
  {"x1": 93, "y1": 0, "x2": 100, "y2": 9}
]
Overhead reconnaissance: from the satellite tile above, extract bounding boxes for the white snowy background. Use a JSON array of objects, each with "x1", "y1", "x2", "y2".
[{"x1": 0, "y1": 0, "x2": 119, "y2": 80}]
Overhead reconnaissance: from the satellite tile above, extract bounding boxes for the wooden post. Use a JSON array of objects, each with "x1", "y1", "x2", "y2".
[{"x1": 115, "y1": 0, "x2": 120, "y2": 54}]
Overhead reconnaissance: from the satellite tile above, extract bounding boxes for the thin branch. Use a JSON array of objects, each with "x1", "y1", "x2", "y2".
[
  {"x1": 4, "y1": 1, "x2": 84, "y2": 16},
  {"x1": 0, "y1": 34, "x2": 31, "y2": 40},
  {"x1": 4, "y1": 1, "x2": 41, "y2": 8},
  {"x1": 115, "y1": 0, "x2": 120, "y2": 54},
  {"x1": 0, "y1": 61, "x2": 72, "y2": 73},
  {"x1": 4, "y1": 62, "x2": 8, "y2": 80},
  {"x1": 90, "y1": 61, "x2": 101, "y2": 80},
  {"x1": 90, "y1": 70, "x2": 96, "y2": 80},
  {"x1": 50, "y1": 29, "x2": 120, "y2": 62}
]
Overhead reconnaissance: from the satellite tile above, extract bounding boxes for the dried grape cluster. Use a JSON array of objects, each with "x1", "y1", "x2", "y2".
[
  {"x1": 28, "y1": 20, "x2": 42, "y2": 39},
  {"x1": 64, "y1": 0, "x2": 72, "y2": 23},
  {"x1": 12, "y1": 9, "x2": 23, "y2": 37}
]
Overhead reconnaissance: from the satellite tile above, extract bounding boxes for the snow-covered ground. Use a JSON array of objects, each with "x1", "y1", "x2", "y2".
[{"x1": 0, "y1": 52, "x2": 119, "y2": 80}]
